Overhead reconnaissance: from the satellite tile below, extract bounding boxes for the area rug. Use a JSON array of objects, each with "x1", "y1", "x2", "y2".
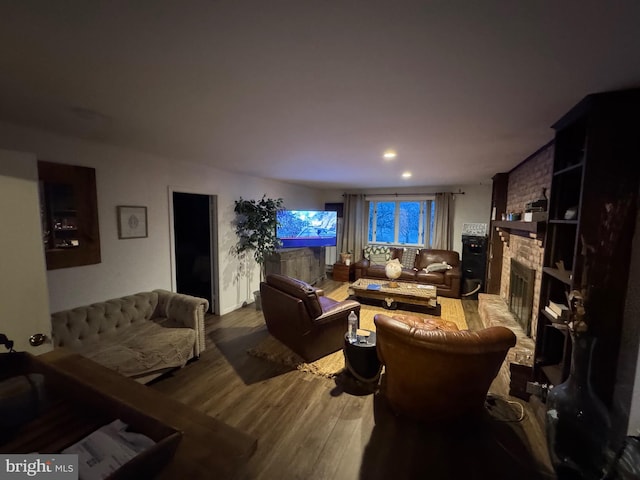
[{"x1": 246, "y1": 284, "x2": 468, "y2": 378}]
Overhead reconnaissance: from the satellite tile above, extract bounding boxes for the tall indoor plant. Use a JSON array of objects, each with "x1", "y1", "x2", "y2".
[{"x1": 234, "y1": 195, "x2": 284, "y2": 307}]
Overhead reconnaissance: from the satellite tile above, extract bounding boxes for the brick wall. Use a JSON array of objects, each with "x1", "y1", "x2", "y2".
[
  {"x1": 500, "y1": 142, "x2": 553, "y2": 339},
  {"x1": 506, "y1": 142, "x2": 554, "y2": 215}
]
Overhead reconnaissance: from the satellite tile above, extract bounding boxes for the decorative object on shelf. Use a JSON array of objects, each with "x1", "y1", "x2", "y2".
[
  {"x1": 340, "y1": 252, "x2": 352, "y2": 265},
  {"x1": 117, "y1": 205, "x2": 148, "y2": 239},
  {"x1": 564, "y1": 206, "x2": 578, "y2": 220},
  {"x1": 546, "y1": 269, "x2": 611, "y2": 479},
  {"x1": 461, "y1": 223, "x2": 488, "y2": 236},
  {"x1": 546, "y1": 331, "x2": 611, "y2": 479},
  {"x1": 384, "y1": 258, "x2": 402, "y2": 288},
  {"x1": 525, "y1": 188, "x2": 548, "y2": 213}
]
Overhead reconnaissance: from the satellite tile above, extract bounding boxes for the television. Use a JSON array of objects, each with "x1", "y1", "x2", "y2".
[{"x1": 276, "y1": 210, "x2": 338, "y2": 248}]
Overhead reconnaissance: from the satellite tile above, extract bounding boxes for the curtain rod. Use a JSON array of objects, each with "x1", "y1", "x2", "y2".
[{"x1": 342, "y1": 189, "x2": 465, "y2": 197}]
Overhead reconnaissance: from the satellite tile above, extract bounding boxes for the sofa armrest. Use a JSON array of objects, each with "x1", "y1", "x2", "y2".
[
  {"x1": 354, "y1": 259, "x2": 370, "y2": 279},
  {"x1": 443, "y1": 267, "x2": 461, "y2": 284},
  {"x1": 153, "y1": 290, "x2": 209, "y2": 357},
  {"x1": 443, "y1": 268, "x2": 462, "y2": 298}
]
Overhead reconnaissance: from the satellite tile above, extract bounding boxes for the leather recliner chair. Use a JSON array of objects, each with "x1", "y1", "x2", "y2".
[
  {"x1": 260, "y1": 274, "x2": 361, "y2": 362},
  {"x1": 374, "y1": 313, "x2": 516, "y2": 422}
]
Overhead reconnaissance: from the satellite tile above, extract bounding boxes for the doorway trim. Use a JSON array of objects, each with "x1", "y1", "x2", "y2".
[{"x1": 168, "y1": 186, "x2": 220, "y2": 315}]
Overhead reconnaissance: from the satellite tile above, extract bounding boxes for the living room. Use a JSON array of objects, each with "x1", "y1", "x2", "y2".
[{"x1": 2, "y1": 2, "x2": 640, "y2": 478}]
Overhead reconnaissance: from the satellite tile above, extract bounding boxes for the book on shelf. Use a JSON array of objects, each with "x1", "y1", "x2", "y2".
[
  {"x1": 548, "y1": 300, "x2": 570, "y2": 318},
  {"x1": 544, "y1": 306, "x2": 561, "y2": 320},
  {"x1": 544, "y1": 305, "x2": 570, "y2": 321}
]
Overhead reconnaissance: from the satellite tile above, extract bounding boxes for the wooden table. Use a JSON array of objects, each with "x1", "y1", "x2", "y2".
[
  {"x1": 332, "y1": 262, "x2": 355, "y2": 282},
  {"x1": 0, "y1": 350, "x2": 257, "y2": 479},
  {"x1": 348, "y1": 278, "x2": 441, "y2": 316}
]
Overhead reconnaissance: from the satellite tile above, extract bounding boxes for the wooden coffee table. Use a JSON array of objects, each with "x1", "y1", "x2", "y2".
[{"x1": 348, "y1": 278, "x2": 441, "y2": 316}]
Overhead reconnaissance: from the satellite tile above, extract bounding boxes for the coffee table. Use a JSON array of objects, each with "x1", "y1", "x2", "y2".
[{"x1": 348, "y1": 278, "x2": 441, "y2": 316}]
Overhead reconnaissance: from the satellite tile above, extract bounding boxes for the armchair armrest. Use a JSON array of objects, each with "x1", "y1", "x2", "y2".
[
  {"x1": 314, "y1": 298, "x2": 361, "y2": 326},
  {"x1": 153, "y1": 289, "x2": 209, "y2": 357}
]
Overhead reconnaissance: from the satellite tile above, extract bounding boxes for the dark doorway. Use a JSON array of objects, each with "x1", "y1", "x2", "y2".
[{"x1": 173, "y1": 192, "x2": 217, "y2": 313}]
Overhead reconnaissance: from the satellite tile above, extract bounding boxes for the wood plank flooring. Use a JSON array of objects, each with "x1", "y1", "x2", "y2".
[{"x1": 150, "y1": 278, "x2": 556, "y2": 479}]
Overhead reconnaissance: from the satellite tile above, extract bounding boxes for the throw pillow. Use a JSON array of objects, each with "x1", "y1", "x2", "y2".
[
  {"x1": 363, "y1": 245, "x2": 391, "y2": 261},
  {"x1": 369, "y1": 253, "x2": 389, "y2": 265},
  {"x1": 400, "y1": 248, "x2": 419, "y2": 269},
  {"x1": 424, "y1": 262, "x2": 452, "y2": 273}
]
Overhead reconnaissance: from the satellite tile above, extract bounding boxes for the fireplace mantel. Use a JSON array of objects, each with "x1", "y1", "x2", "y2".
[{"x1": 492, "y1": 220, "x2": 545, "y2": 246}]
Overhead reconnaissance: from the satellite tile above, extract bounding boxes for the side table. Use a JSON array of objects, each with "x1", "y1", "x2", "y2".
[
  {"x1": 343, "y1": 330, "x2": 381, "y2": 383},
  {"x1": 333, "y1": 262, "x2": 355, "y2": 282}
]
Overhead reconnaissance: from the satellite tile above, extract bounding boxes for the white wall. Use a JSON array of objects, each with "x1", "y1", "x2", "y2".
[
  {"x1": 0, "y1": 149, "x2": 51, "y2": 353},
  {"x1": 0, "y1": 122, "x2": 324, "y2": 315},
  {"x1": 617, "y1": 204, "x2": 640, "y2": 436},
  {"x1": 322, "y1": 183, "x2": 492, "y2": 254}
]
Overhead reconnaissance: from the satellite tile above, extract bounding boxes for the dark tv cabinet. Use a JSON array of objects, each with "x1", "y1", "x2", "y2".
[
  {"x1": 265, "y1": 247, "x2": 326, "y2": 285},
  {"x1": 38, "y1": 161, "x2": 101, "y2": 270},
  {"x1": 534, "y1": 88, "x2": 640, "y2": 407}
]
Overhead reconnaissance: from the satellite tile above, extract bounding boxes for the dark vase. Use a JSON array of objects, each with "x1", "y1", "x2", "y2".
[{"x1": 546, "y1": 333, "x2": 611, "y2": 479}]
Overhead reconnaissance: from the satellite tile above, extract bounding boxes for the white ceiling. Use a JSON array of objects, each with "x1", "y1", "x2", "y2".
[{"x1": 1, "y1": 1, "x2": 639, "y2": 190}]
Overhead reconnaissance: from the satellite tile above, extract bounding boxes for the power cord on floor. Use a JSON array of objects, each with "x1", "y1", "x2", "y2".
[{"x1": 485, "y1": 393, "x2": 525, "y2": 422}]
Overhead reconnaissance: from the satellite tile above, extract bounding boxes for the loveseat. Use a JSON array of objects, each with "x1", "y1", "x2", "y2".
[
  {"x1": 51, "y1": 290, "x2": 208, "y2": 383},
  {"x1": 354, "y1": 246, "x2": 462, "y2": 298}
]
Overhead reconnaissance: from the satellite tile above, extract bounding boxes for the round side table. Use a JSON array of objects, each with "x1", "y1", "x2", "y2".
[{"x1": 343, "y1": 329, "x2": 381, "y2": 383}]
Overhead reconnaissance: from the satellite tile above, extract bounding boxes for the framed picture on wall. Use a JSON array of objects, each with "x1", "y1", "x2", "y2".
[{"x1": 117, "y1": 205, "x2": 148, "y2": 239}]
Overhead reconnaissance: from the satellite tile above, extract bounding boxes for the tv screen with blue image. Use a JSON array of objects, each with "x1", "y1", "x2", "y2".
[{"x1": 277, "y1": 210, "x2": 338, "y2": 248}]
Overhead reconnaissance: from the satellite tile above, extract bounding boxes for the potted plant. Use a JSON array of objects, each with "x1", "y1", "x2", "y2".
[{"x1": 234, "y1": 195, "x2": 284, "y2": 309}]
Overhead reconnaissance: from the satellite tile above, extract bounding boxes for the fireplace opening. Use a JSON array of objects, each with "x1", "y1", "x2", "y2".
[{"x1": 509, "y1": 259, "x2": 535, "y2": 336}]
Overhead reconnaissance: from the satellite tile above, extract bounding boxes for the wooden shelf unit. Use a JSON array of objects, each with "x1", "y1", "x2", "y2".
[{"x1": 533, "y1": 88, "x2": 640, "y2": 406}]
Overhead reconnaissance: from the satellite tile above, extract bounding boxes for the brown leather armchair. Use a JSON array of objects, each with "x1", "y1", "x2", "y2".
[
  {"x1": 260, "y1": 274, "x2": 361, "y2": 362},
  {"x1": 374, "y1": 313, "x2": 516, "y2": 422}
]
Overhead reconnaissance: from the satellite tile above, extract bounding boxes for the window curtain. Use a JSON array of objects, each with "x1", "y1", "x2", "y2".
[
  {"x1": 433, "y1": 192, "x2": 453, "y2": 250},
  {"x1": 340, "y1": 194, "x2": 366, "y2": 261}
]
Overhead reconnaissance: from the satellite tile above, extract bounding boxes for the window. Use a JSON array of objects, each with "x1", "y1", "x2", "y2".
[{"x1": 367, "y1": 198, "x2": 435, "y2": 247}]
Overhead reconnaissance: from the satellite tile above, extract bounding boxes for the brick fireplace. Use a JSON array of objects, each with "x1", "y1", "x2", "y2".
[
  {"x1": 509, "y1": 259, "x2": 536, "y2": 337},
  {"x1": 498, "y1": 142, "x2": 552, "y2": 342},
  {"x1": 501, "y1": 236, "x2": 543, "y2": 339}
]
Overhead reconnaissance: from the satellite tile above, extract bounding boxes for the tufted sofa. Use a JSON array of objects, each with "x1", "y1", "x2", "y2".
[
  {"x1": 354, "y1": 246, "x2": 462, "y2": 298},
  {"x1": 51, "y1": 290, "x2": 208, "y2": 383}
]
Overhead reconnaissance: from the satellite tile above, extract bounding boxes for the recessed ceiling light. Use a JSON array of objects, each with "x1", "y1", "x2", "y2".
[
  {"x1": 402, "y1": 171, "x2": 412, "y2": 178},
  {"x1": 383, "y1": 150, "x2": 397, "y2": 160}
]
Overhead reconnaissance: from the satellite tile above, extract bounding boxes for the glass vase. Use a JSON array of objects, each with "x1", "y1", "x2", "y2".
[{"x1": 546, "y1": 332, "x2": 611, "y2": 479}]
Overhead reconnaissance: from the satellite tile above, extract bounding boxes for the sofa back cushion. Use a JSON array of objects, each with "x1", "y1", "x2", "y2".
[
  {"x1": 265, "y1": 274, "x2": 322, "y2": 318},
  {"x1": 398, "y1": 247, "x2": 420, "y2": 269},
  {"x1": 415, "y1": 249, "x2": 460, "y2": 270},
  {"x1": 52, "y1": 292, "x2": 159, "y2": 350},
  {"x1": 363, "y1": 245, "x2": 391, "y2": 265}
]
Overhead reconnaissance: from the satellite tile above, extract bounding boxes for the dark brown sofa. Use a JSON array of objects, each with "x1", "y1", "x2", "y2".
[
  {"x1": 374, "y1": 313, "x2": 516, "y2": 422},
  {"x1": 354, "y1": 247, "x2": 462, "y2": 298},
  {"x1": 260, "y1": 274, "x2": 361, "y2": 362}
]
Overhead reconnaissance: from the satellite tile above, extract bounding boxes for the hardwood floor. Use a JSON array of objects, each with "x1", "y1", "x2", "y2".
[{"x1": 150, "y1": 278, "x2": 556, "y2": 479}]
